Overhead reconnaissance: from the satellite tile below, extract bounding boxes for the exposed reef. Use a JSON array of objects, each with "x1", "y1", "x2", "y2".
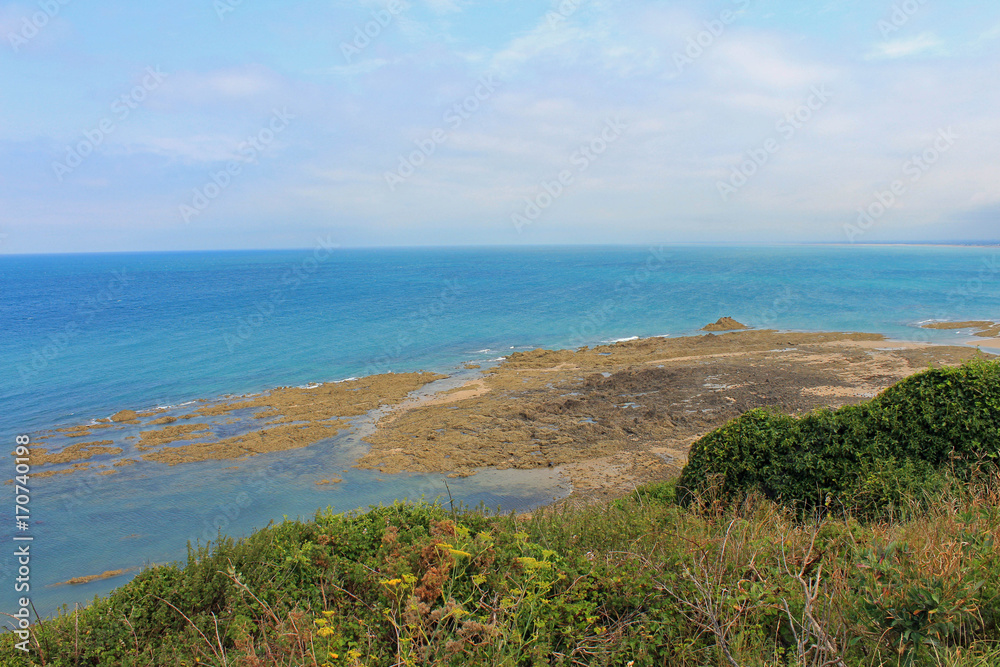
[{"x1": 700, "y1": 317, "x2": 748, "y2": 331}]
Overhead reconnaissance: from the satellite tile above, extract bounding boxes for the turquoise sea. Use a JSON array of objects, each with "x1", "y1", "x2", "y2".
[{"x1": 2, "y1": 245, "x2": 999, "y2": 620}]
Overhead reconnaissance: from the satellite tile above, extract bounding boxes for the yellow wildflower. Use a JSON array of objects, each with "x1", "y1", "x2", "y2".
[
  {"x1": 380, "y1": 578, "x2": 402, "y2": 587},
  {"x1": 517, "y1": 556, "x2": 552, "y2": 570},
  {"x1": 447, "y1": 548, "x2": 471, "y2": 558},
  {"x1": 314, "y1": 618, "x2": 328, "y2": 626},
  {"x1": 317, "y1": 626, "x2": 335, "y2": 638},
  {"x1": 322, "y1": 610, "x2": 336, "y2": 617}
]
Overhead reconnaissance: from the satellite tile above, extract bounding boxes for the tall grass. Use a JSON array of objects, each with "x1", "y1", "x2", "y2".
[{"x1": 3, "y1": 475, "x2": 999, "y2": 666}]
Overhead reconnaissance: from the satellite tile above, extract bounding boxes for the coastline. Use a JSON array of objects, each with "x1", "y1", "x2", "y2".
[
  {"x1": 19, "y1": 326, "x2": 997, "y2": 599},
  {"x1": 28, "y1": 372, "x2": 447, "y2": 475},
  {"x1": 26, "y1": 327, "x2": 991, "y2": 503},
  {"x1": 358, "y1": 329, "x2": 989, "y2": 504}
]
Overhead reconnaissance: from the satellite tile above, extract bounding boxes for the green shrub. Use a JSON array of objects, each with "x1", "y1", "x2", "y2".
[{"x1": 678, "y1": 359, "x2": 1000, "y2": 515}]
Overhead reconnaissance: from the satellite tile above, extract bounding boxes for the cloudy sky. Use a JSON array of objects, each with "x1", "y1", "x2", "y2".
[{"x1": 1, "y1": 0, "x2": 998, "y2": 253}]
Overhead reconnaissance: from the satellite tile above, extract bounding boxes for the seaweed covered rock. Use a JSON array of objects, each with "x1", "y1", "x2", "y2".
[
  {"x1": 678, "y1": 359, "x2": 1000, "y2": 515},
  {"x1": 700, "y1": 317, "x2": 748, "y2": 332}
]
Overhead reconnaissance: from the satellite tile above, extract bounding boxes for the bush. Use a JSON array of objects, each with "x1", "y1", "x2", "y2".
[{"x1": 678, "y1": 359, "x2": 1000, "y2": 516}]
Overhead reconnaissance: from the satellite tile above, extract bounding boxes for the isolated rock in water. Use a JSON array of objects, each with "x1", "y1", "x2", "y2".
[
  {"x1": 110, "y1": 409, "x2": 140, "y2": 423},
  {"x1": 701, "y1": 317, "x2": 748, "y2": 332}
]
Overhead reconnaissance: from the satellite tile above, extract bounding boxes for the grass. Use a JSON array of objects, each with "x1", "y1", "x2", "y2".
[{"x1": 2, "y1": 476, "x2": 999, "y2": 666}]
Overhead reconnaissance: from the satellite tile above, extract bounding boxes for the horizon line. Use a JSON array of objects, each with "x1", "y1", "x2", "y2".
[{"x1": 2, "y1": 240, "x2": 999, "y2": 257}]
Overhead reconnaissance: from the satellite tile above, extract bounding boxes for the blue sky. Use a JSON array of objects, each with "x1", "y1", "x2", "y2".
[{"x1": 1, "y1": 0, "x2": 998, "y2": 253}]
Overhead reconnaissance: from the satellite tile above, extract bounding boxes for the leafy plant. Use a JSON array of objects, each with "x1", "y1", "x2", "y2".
[{"x1": 678, "y1": 359, "x2": 1000, "y2": 517}]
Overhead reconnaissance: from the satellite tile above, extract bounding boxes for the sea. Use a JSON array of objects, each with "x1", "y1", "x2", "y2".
[{"x1": 1, "y1": 244, "x2": 999, "y2": 620}]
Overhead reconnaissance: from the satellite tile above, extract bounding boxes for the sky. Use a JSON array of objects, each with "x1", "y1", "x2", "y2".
[{"x1": 1, "y1": 0, "x2": 998, "y2": 253}]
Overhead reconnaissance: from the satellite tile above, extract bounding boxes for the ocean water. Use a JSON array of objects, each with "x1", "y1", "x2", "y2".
[{"x1": 1, "y1": 244, "x2": 999, "y2": 619}]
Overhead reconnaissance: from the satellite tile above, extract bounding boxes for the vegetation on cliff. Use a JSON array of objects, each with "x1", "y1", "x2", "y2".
[
  {"x1": 678, "y1": 358, "x2": 1000, "y2": 517},
  {"x1": 3, "y1": 360, "x2": 1000, "y2": 666}
]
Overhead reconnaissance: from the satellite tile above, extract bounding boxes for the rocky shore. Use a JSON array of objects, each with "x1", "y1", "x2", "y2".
[
  {"x1": 27, "y1": 328, "x2": 990, "y2": 504},
  {"x1": 358, "y1": 329, "x2": 986, "y2": 503}
]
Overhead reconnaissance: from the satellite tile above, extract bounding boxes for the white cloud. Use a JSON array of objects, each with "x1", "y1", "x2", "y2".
[
  {"x1": 124, "y1": 133, "x2": 287, "y2": 165},
  {"x1": 0, "y1": 1, "x2": 74, "y2": 52},
  {"x1": 866, "y1": 32, "x2": 946, "y2": 60},
  {"x1": 486, "y1": 4, "x2": 668, "y2": 79},
  {"x1": 489, "y1": 21, "x2": 589, "y2": 76},
  {"x1": 328, "y1": 58, "x2": 394, "y2": 78},
  {"x1": 712, "y1": 35, "x2": 835, "y2": 89},
  {"x1": 714, "y1": 91, "x2": 794, "y2": 115},
  {"x1": 975, "y1": 23, "x2": 1000, "y2": 44},
  {"x1": 6, "y1": 0, "x2": 1000, "y2": 249},
  {"x1": 158, "y1": 66, "x2": 285, "y2": 106}
]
